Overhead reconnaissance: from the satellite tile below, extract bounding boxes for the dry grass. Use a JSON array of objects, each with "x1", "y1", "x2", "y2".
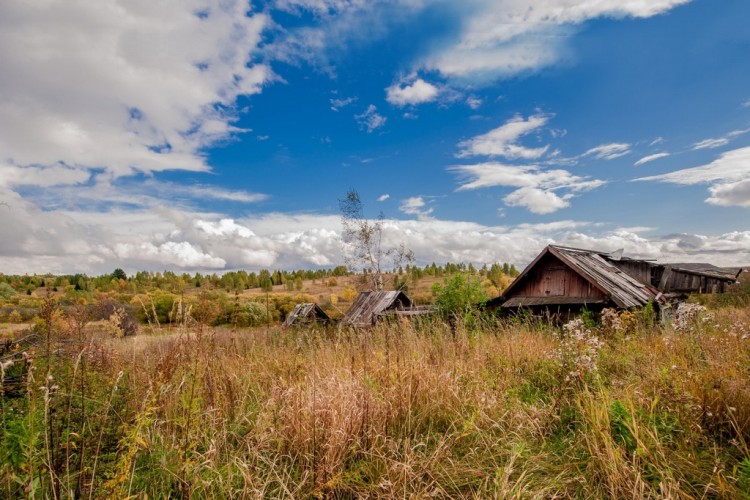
[{"x1": 2, "y1": 308, "x2": 750, "y2": 498}]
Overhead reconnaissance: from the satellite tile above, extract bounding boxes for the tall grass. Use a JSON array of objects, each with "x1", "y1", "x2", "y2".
[{"x1": 1, "y1": 308, "x2": 749, "y2": 497}]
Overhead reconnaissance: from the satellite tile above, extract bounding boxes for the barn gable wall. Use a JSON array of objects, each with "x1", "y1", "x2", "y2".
[{"x1": 512, "y1": 253, "x2": 607, "y2": 299}]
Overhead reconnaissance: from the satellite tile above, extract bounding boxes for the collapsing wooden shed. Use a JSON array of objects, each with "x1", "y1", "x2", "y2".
[
  {"x1": 341, "y1": 291, "x2": 433, "y2": 327},
  {"x1": 283, "y1": 303, "x2": 330, "y2": 327}
]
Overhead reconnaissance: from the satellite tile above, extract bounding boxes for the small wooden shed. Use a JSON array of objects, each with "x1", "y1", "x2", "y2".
[
  {"x1": 283, "y1": 303, "x2": 330, "y2": 327},
  {"x1": 341, "y1": 291, "x2": 413, "y2": 328}
]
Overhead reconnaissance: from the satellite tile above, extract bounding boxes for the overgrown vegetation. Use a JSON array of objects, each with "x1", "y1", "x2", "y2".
[{"x1": 1, "y1": 294, "x2": 749, "y2": 497}]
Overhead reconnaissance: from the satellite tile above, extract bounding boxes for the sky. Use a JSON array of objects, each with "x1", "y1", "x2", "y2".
[{"x1": 1, "y1": 0, "x2": 750, "y2": 275}]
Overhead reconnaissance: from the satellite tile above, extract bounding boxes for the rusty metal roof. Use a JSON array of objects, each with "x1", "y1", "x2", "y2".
[
  {"x1": 502, "y1": 245, "x2": 657, "y2": 309},
  {"x1": 342, "y1": 291, "x2": 412, "y2": 327},
  {"x1": 283, "y1": 303, "x2": 330, "y2": 326}
]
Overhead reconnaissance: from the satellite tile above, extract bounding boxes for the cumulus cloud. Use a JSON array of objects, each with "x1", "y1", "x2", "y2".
[
  {"x1": 634, "y1": 152, "x2": 670, "y2": 166},
  {"x1": 1, "y1": 186, "x2": 748, "y2": 274},
  {"x1": 635, "y1": 146, "x2": 750, "y2": 207},
  {"x1": 399, "y1": 196, "x2": 434, "y2": 219},
  {"x1": 452, "y1": 162, "x2": 605, "y2": 214},
  {"x1": 582, "y1": 143, "x2": 631, "y2": 160},
  {"x1": 0, "y1": 0, "x2": 269, "y2": 181},
  {"x1": 457, "y1": 113, "x2": 550, "y2": 160},
  {"x1": 386, "y1": 78, "x2": 439, "y2": 106},
  {"x1": 355, "y1": 105, "x2": 387, "y2": 132},
  {"x1": 377, "y1": 194, "x2": 390, "y2": 202}
]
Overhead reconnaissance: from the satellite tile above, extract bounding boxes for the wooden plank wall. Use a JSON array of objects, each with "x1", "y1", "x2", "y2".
[{"x1": 512, "y1": 254, "x2": 607, "y2": 299}]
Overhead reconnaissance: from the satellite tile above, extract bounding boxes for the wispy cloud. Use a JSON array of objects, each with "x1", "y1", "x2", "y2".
[
  {"x1": 466, "y1": 96, "x2": 483, "y2": 110},
  {"x1": 635, "y1": 146, "x2": 750, "y2": 207},
  {"x1": 693, "y1": 137, "x2": 729, "y2": 150},
  {"x1": 420, "y1": 0, "x2": 691, "y2": 81},
  {"x1": 582, "y1": 143, "x2": 631, "y2": 160},
  {"x1": 634, "y1": 152, "x2": 670, "y2": 166},
  {"x1": 452, "y1": 162, "x2": 605, "y2": 214},
  {"x1": 386, "y1": 78, "x2": 439, "y2": 106},
  {"x1": 270, "y1": 1, "x2": 690, "y2": 85},
  {"x1": 355, "y1": 105, "x2": 387, "y2": 132},
  {"x1": 692, "y1": 128, "x2": 750, "y2": 150},
  {"x1": 330, "y1": 96, "x2": 357, "y2": 111},
  {"x1": 377, "y1": 194, "x2": 390, "y2": 202},
  {"x1": 457, "y1": 113, "x2": 550, "y2": 160}
]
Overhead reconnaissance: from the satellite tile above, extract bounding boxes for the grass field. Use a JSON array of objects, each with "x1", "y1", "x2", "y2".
[{"x1": 1, "y1": 304, "x2": 749, "y2": 498}]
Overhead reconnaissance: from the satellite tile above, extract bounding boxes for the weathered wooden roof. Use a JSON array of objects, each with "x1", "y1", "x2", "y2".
[
  {"x1": 283, "y1": 303, "x2": 330, "y2": 326},
  {"x1": 342, "y1": 291, "x2": 412, "y2": 327},
  {"x1": 503, "y1": 245, "x2": 657, "y2": 309}
]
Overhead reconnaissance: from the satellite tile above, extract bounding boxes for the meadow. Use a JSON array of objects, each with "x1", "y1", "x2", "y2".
[{"x1": 1, "y1": 295, "x2": 749, "y2": 498}]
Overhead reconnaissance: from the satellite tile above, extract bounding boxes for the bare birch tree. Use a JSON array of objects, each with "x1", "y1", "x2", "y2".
[{"x1": 339, "y1": 190, "x2": 413, "y2": 291}]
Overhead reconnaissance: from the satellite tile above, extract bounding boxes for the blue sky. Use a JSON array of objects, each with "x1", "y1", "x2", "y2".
[{"x1": 1, "y1": 0, "x2": 749, "y2": 274}]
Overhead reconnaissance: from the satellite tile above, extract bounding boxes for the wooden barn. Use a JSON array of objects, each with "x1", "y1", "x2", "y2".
[
  {"x1": 488, "y1": 245, "x2": 658, "y2": 314},
  {"x1": 342, "y1": 291, "x2": 426, "y2": 328},
  {"x1": 283, "y1": 303, "x2": 330, "y2": 327},
  {"x1": 489, "y1": 244, "x2": 740, "y2": 314}
]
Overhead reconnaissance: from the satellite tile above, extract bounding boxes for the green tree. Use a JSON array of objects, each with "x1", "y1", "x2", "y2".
[
  {"x1": 433, "y1": 274, "x2": 489, "y2": 322},
  {"x1": 112, "y1": 268, "x2": 127, "y2": 281},
  {"x1": 0, "y1": 282, "x2": 16, "y2": 300}
]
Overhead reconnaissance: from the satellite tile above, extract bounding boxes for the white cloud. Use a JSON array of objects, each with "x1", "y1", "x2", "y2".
[
  {"x1": 114, "y1": 241, "x2": 226, "y2": 269},
  {"x1": 355, "y1": 104, "x2": 387, "y2": 132},
  {"x1": 270, "y1": 1, "x2": 689, "y2": 85},
  {"x1": 634, "y1": 152, "x2": 670, "y2": 166},
  {"x1": 377, "y1": 194, "x2": 390, "y2": 202},
  {"x1": 386, "y1": 78, "x2": 439, "y2": 106},
  {"x1": 399, "y1": 196, "x2": 434, "y2": 219},
  {"x1": 420, "y1": 0, "x2": 690, "y2": 81},
  {"x1": 650, "y1": 137, "x2": 665, "y2": 146},
  {"x1": 452, "y1": 162, "x2": 605, "y2": 214},
  {"x1": 0, "y1": 0, "x2": 269, "y2": 181},
  {"x1": 636, "y1": 146, "x2": 750, "y2": 207},
  {"x1": 582, "y1": 143, "x2": 631, "y2": 160},
  {"x1": 503, "y1": 187, "x2": 570, "y2": 214},
  {"x1": 706, "y1": 181, "x2": 750, "y2": 208},
  {"x1": 466, "y1": 97, "x2": 483, "y2": 110},
  {"x1": 330, "y1": 96, "x2": 357, "y2": 111},
  {"x1": 457, "y1": 113, "x2": 550, "y2": 160},
  {"x1": 693, "y1": 138, "x2": 730, "y2": 150},
  {"x1": 742, "y1": 98, "x2": 750, "y2": 108},
  {"x1": 1, "y1": 187, "x2": 748, "y2": 274}
]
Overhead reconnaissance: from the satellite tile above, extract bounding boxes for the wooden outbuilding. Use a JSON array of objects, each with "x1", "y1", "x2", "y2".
[
  {"x1": 342, "y1": 291, "x2": 425, "y2": 327},
  {"x1": 283, "y1": 303, "x2": 330, "y2": 327},
  {"x1": 487, "y1": 245, "x2": 658, "y2": 314},
  {"x1": 489, "y1": 244, "x2": 739, "y2": 315}
]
